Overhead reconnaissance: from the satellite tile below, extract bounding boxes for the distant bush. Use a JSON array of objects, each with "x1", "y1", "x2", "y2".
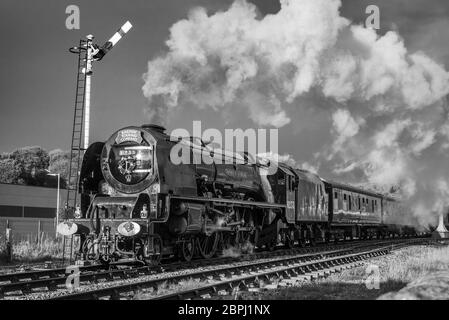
[{"x1": 0, "y1": 146, "x2": 72, "y2": 188}]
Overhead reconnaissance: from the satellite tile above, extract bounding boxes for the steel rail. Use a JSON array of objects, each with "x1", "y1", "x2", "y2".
[
  {"x1": 49, "y1": 247, "x2": 360, "y2": 300},
  {"x1": 155, "y1": 238, "x2": 434, "y2": 300},
  {"x1": 0, "y1": 261, "x2": 138, "y2": 285},
  {"x1": 0, "y1": 237, "x2": 374, "y2": 288},
  {"x1": 0, "y1": 237, "x2": 429, "y2": 298},
  {"x1": 48, "y1": 239, "x2": 425, "y2": 300},
  {"x1": 152, "y1": 246, "x2": 392, "y2": 300},
  {"x1": 0, "y1": 241, "x2": 360, "y2": 297}
]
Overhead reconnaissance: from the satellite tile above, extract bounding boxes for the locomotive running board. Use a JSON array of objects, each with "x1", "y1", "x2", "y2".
[{"x1": 171, "y1": 195, "x2": 286, "y2": 211}]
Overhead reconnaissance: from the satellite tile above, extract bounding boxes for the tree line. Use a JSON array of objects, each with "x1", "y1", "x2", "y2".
[{"x1": 0, "y1": 146, "x2": 77, "y2": 189}]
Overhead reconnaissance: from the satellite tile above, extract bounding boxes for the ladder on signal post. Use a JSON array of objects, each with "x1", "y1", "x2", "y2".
[
  {"x1": 66, "y1": 39, "x2": 90, "y2": 213},
  {"x1": 63, "y1": 39, "x2": 90, "y2": 266}
]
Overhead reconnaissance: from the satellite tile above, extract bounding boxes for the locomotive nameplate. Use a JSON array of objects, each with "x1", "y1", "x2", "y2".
[{"x1": 115, "y1": 129, "x2": 143, "y2": 144}]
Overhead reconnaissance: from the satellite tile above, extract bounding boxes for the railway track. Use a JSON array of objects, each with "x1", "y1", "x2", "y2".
[
  {"x1": 0, "y1": 240, "x2": 368, "y2": 298},
  {"x1": 0, "y1": 243, "x2": 331, "y2": 284},
  {"x1": 0, "y1": 237, "x2": 389, "y2": 298},
  {"x1": 46, "y1": 237, "x2": 429, "y2": 300},
  {"x1": 0, "y1": 237, "x2": 430, "y2": 299},
  {"x1": 152, "y1": 249, "x2": 388, "y2": 300},
  {"x1": 153, "y1": 238, "x2": 427, "y2": 300}
]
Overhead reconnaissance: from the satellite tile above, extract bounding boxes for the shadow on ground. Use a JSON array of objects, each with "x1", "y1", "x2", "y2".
[{"x1": 234, "y1": 280, "x2": 407, "y2": 300}]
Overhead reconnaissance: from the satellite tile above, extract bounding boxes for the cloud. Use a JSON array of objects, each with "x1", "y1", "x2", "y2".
[{"x1": 142, "y1": 0, "x2": 449, "y2": 225}]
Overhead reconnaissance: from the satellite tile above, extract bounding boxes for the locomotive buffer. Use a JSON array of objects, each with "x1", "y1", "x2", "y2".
[{"x1": 64, "y1": 21, "x2": 132, "y2": 264}]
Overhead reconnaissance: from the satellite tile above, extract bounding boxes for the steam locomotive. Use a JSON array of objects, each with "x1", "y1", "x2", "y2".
[{"x1": 56, "y1": 124, "x2": 418, "y2": 265}]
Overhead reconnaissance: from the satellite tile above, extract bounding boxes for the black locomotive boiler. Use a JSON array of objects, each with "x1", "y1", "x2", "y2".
[{"x1": 56, "y1": 124, "x2": 419, "y2": 265}]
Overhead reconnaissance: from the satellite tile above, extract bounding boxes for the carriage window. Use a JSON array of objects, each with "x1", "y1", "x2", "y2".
[
  {"x1": 358, "y1": 198, "x2": 361, "y2": 209},
  {"x1": 349, "y1": 195, "x2": 352, "y2": 210},
  {"x1": 334, "y1": 192, "x2": 338, "y2": 199},
  {"x1": 344, "y1": 194, "x2": 347, "y2": 201}
]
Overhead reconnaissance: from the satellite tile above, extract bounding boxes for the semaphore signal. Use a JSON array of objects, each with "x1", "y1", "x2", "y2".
[{"x1": 64, "y1": 21, "x2": 133, "y2": 263}]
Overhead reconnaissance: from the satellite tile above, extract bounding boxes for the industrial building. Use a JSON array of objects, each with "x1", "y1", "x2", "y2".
[{"x1": 0, "y1": 183, "x2": 67, "y2": 240}]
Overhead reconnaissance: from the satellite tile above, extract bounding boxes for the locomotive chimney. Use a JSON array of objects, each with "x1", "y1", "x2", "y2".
[{"x1": 142, "y1": 124, "x2": 166, "y2": 133}]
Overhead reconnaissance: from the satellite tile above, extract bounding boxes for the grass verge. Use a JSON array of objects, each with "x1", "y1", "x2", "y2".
[
  {"x1": 0, "y1": 233, "x2": 62, "y2": 265},
  {"x1": 238, "y1": 243, "x2": 449, "y2": 300}
]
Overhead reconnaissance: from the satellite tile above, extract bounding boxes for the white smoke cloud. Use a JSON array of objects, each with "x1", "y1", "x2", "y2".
[
  {"x1": 331, "y1": 109, "x2": 364, "y2": 154},
  {"x1": 143, "y1": 0, "x2": 449, "y2": 226}
]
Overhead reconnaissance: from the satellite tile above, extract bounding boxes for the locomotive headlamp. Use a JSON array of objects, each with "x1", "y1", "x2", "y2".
[
  {"x1": 117, "y1": 221, "x2": 141, "y2": 237},
  {"x1": 140, "y1": 204, "x2": 149, "y2": 219},
  {"x1": 57, "y1": 222, "x2": 78, "y2": 236}
]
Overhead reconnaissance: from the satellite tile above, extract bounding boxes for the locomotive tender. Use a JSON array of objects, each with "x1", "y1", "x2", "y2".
[{"x1": 57, "y1": 124, "x2": 417, "y2": 265}]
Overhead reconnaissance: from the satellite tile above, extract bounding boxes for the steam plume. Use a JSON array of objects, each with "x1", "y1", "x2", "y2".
[{"x1": 142, "y1": 0, "x2": 449, "y2": 226}]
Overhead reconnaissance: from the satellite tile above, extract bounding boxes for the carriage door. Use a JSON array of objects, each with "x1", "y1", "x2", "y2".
[{"x1": 286, "y1": 174, "x2": 296, "y2": 222}]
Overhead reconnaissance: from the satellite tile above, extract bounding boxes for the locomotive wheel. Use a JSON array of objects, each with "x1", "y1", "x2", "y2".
[
  {"x1": 298, "y1": 238, "x2": 306, "y2": 248},
  {"x1": 324, "y1": 232, "x2": 331, "y2": 244},
  {"x1": 285, "y1": 230, "x2": 295, "y2": 248},
  {"x1": 237, "y1": 230, "x2": 255, "y2": 253},
  {"x1": 218, "y1": 232, "x2": 238, "y2": 256},
  {"x1": 296, "y1": 229, "x2": 306, "y2": 248},
  {"x1": 234, "y1": 207, "x2": 255, "y2": 253},
  {"x1": 267, "y1": 238, "x2": 277, "y2": 251},
  {"x1": 307, "y1": 229, "x2": 316, "y2": 246},
  {"x1": 180, "y1": 238, "x2": 195, "y2": 262},
  {"x1": 250, "y1": 228, "x2": 260, "y2": 249},
  {"x1": 309, "y1": 235, "x2": 317, "y2": 246},
  {"x1": 197, "y1": 232, "x2": 219, "y2": 259}
]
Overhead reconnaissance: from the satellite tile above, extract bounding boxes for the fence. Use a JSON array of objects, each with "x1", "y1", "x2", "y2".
[{"x1": 0, "y1": 217, "x2": 56, "y2": 242}]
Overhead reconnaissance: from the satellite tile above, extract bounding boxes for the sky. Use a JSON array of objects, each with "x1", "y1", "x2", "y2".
[{"x1": 1, "y1": 0, "x2": 449, "y2": 165}]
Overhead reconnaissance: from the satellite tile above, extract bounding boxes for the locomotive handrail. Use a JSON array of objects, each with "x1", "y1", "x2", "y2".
[{"x1": 171, "y1": 195, "x2": 286, "y2": 210}]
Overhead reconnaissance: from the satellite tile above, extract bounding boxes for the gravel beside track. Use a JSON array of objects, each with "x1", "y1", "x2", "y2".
[
  {"x1": 48, "y1": 238, "x2": 429, "y2": 300},
  {"x1": 0, "y1": 237, "x2": 430, "y2": 300}
]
